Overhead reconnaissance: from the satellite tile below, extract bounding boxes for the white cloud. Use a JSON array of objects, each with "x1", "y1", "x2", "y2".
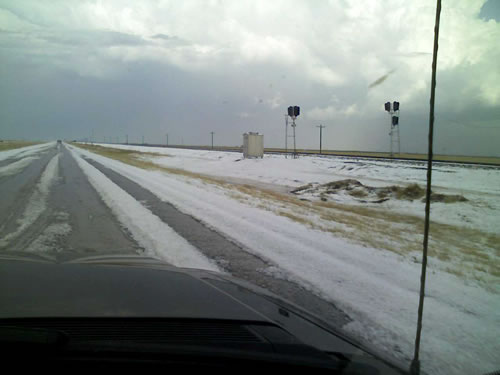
[{"x1": 307, "y1": 101, "x2": 358, "y2": 121}]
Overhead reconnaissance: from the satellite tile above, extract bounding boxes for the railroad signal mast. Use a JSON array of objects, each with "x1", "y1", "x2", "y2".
[
  {"x1": 384, "y1": 101, "x2": 400, "y2": 158},
  {"x1": 287, "y1": 106, "x2": 300, "y2": 158}
]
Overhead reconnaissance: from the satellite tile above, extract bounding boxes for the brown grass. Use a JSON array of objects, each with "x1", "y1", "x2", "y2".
[
  {"x1": 0, "y1": 140, "x2": 41, "y2": 151},
  {"x1": 349, "y1": 189, "x2": 369, "y2": 198}
]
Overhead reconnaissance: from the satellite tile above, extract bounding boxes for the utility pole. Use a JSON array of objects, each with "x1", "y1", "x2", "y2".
[
  {"x1": 284, "y1": 114, "x2": 289, "y2": 159},
  {"x1": 142, "y1": 135, "x2": 144, "y2": 145},
  {"x1": 316, "y1": 124, "x2": 326, "y2": 154},
  {"x1": 210, "y1": 131, "x2": 215, "y2": 150},
  {"x1": 287, "y1": 106, "x2": 300, "y2": 159},
  {"x1": 166, "y1": 133, "x2": 169, "y2": 146},
  {"x1": 126, "y1": 134, "x2": 128, "y2": 145}
]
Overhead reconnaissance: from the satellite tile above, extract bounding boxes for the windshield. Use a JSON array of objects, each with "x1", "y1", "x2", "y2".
[{"x1": 0, "y1": 1, "x2": 499, "y2": 374}]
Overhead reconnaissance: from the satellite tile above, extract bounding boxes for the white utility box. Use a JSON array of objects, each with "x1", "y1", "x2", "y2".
[{"x1": 243, "y1": 132, "x2": 264, "y2": 158}]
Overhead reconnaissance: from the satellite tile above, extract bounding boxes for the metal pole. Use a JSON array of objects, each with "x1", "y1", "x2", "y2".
[
  {"x1": 210, "y1": 132, "x2": 214, "y2": 149},
  {"x1": 397, "y1": 110, "x2": 401, "y2": 155},
  {"x1": 410, "y1": 1, "x2": 441, "y2": 374},
  {"x1": 317, "y1": 125, "x2": 325, "y2": 154},
  {"x1": 285, "y1": 114, "x2": 288, "y2": 159},
  {"x1": 292, "y1": 118, "x2": 297, "y2": 159},
  {"x1": 320, "y1": 126, "x2": 322, "y2": 154},
  {"x1": 166, "y1": 133, "x2": 169, "y2": 146},
  {"x1": 389, "y1": 112, "x2": 393, "y2": 158},
  {"x1": 126, "y1": 134, "x2": 128, "y2": 145}
]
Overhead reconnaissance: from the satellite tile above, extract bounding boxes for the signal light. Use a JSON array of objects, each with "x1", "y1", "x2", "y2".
[
  {"x1": 385, "y1": 102, "x2": 391, "y2": 112},
  {"x1": 288, "y1": 106, "x2": 300, "y2": 117},
  {"x1": 393, "y1": 101, "x2": 400, "y2": 111}
]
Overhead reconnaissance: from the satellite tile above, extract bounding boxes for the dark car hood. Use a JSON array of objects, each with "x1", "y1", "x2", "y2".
[{"x1": 0, "y1": 254, "x2": 406, "y2": 373}]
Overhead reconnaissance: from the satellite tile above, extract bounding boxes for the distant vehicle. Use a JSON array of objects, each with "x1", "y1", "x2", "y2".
[
  {"x1": 0, "y1": 254, "x2": 405, "y2": 373},
  {"x1": 57, "y1": 140, "x2": 62, "y2": 144}
]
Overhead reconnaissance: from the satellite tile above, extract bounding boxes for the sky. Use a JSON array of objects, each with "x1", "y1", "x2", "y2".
[{"x1": 0, "y1": 0, "x2": 499, "y2": 156}]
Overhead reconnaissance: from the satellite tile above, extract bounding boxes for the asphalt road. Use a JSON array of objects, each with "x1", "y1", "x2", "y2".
[
  {"x1": 0, "y1": 142, "x2": 350, "y2": 326},
  {"x1": 0, "y1": 143, "x2": 141, "y2": 261}
]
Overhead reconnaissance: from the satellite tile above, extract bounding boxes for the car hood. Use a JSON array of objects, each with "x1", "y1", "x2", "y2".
[{"x1": 0, "y1": 254, "x2": 405, "y2": 373}]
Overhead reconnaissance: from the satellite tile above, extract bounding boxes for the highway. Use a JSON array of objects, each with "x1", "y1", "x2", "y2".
[
  {"x1": 0, "y1": 142, "x2": 141, "y2": 261},
  {"x1": 0, "y1": 141, "x2": 350, "y2": 326}
]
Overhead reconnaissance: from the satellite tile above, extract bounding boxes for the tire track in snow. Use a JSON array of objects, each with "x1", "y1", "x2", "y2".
[
  {"x1": 70, "y1": 148, "x2": 219, "y2": 272},
  {"x1": 24, "y1": 212, "x2": 72, "y2": 254},
  {"x1": 0, "y1": 156, "x2": 39, "y2": 177},
  {"x1": 0, "y1": 153, "x2": 60, "y2": 247}
]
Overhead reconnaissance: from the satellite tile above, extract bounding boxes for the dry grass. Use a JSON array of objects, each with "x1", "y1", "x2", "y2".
[
  {"x1": 296, "y1": 179, "x2": 467, "y2": 204},
  {"x1": 73, "y1": 142, "x2": 500, "y2": 290},
  {"x1": 0, "y1": 140, "x2": 41, "y2": 152},
  {"x1": 349, "y1": 189, "x2": 369, "y2": 198},
  {"x1": 429, "y1": 193, "x2": 468, "y2": 203}
]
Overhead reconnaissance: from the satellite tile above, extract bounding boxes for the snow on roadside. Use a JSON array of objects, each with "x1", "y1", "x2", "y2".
[
  {"x1": 0, "y1": 153, "x2": 60, "y2": 247},
  {"x1": 0, "y1": 156, "x2": 39, "y2": 177},
  {"x1": 69, "y1": 147, "x2": 220, "y2": 272},
  {"x1": 91, "y1": 143, "x2": 500, "y2": 193},
  {"x1": 93, "y1": 143, "x2": 500, "y2": 235},
  {"x1": 72, "y1": 144, "x2": 500, "y2": 375},
  {"x1": 0, "y1": 142, "x2": 54, "y2": 162}
]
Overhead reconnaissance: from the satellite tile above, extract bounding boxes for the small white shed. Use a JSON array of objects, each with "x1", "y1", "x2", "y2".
[{"x1": 242, "y1": 132, "x2": 264, "y2": 158}]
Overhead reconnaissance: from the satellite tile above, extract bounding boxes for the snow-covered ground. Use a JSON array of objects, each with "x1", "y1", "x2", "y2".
[
  {"x1": 73, "y1": 143, "x2": 500, "y2": 375},
  {"x1": 96, "y1": 143, "x2": 500, "y2": 235}
]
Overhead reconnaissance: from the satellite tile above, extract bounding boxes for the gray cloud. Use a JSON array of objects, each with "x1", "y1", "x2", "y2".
[
  {"x1": 0, "y1": 0, "x2": 498, "y2": 156},
  {"x1": 40, "y1": 30, "x2": 148, "y2": 47},
  {"x1": 480, "y1": 0, "x2": 500, "y2": 22}
]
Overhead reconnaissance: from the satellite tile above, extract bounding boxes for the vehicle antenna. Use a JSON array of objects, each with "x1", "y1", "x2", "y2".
[{"x1": 410, "y1": 1, "x2": 441, "y2": 374}]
